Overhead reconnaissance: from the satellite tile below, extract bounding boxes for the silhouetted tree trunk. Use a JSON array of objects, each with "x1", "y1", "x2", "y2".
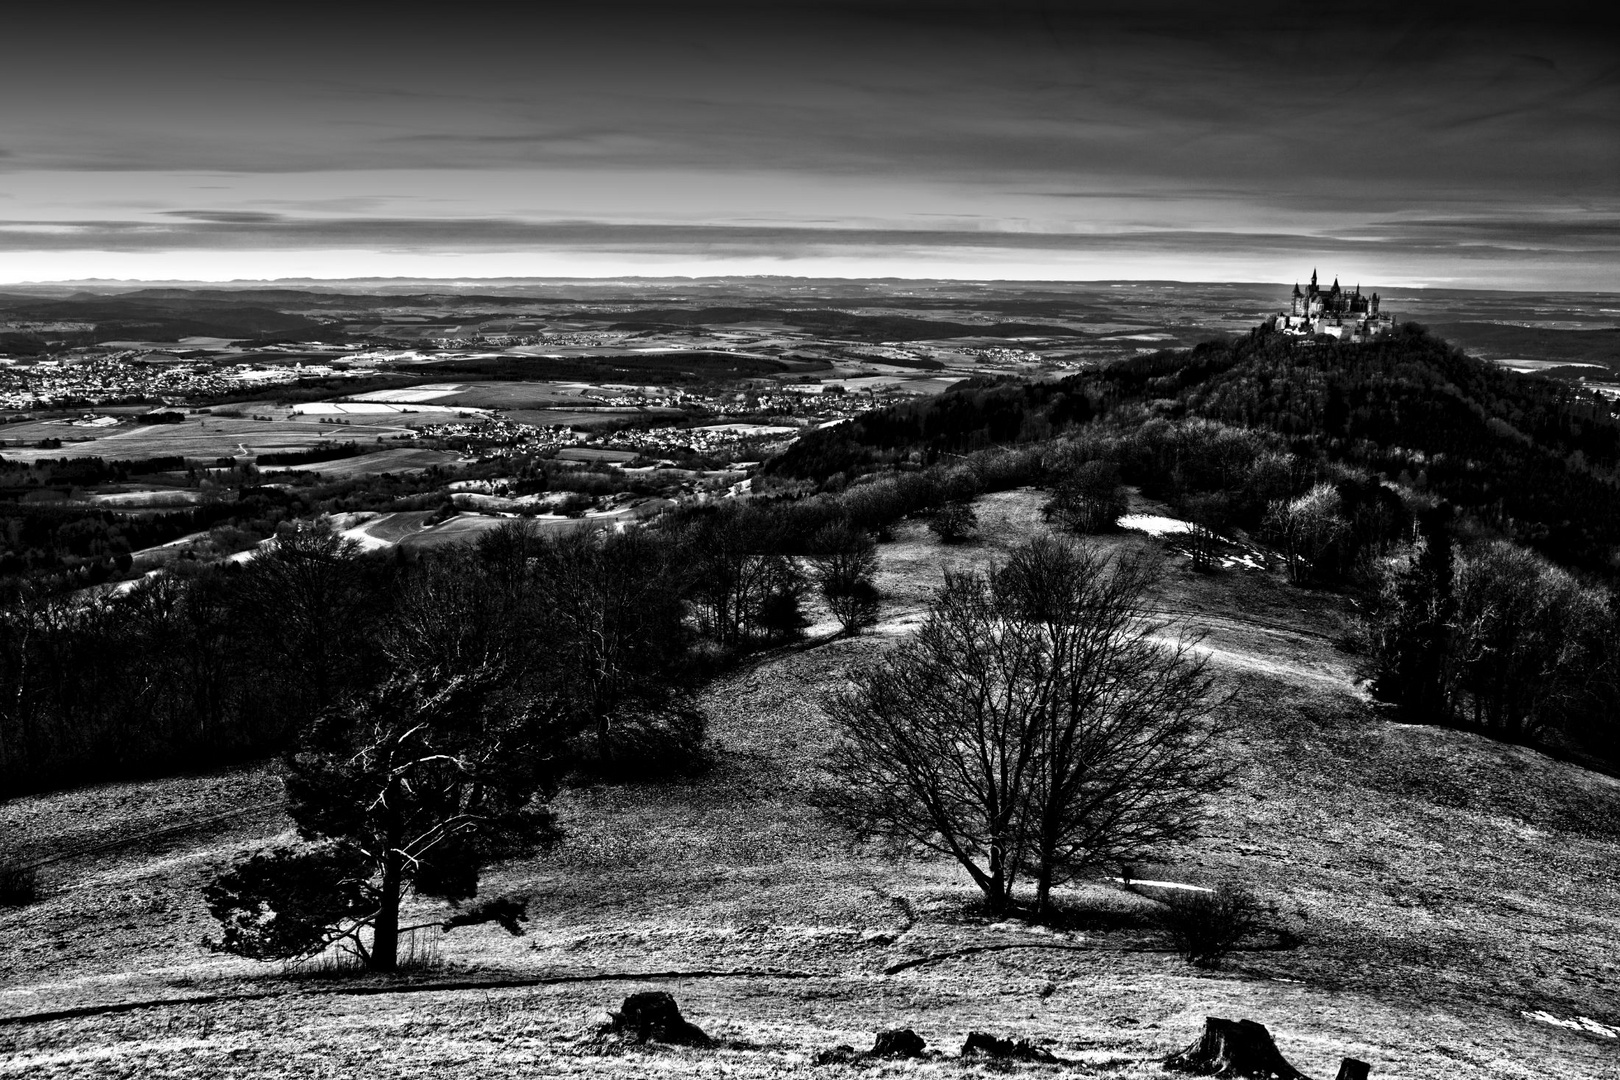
[
  {"x1": 1336, "y1": 1059, "x2": 1371, "y2": 1080},
  {"x1": 372, "y1": 780, "x2": 404, "y2": 973},
  {"x1": 1164, "y1": 1017, "x2": 1311, "y2": 1079}
]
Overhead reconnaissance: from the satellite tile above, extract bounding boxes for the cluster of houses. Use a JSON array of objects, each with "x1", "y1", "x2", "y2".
[{"x1": 0, "y1": 350, "x2": 376, "y2": 410}]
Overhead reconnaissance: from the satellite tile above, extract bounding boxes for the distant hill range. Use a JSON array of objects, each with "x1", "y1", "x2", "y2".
[
  {"x1": 0, "y1": 293, "x2": 323, "y2": 345},
  {"x1": 3, "y1": 281, "x2": 1617, "y2": 372}
]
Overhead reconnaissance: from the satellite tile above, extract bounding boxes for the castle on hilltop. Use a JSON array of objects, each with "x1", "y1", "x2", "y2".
[{"x1": 1275, "y1": 270, "x2": 1393, "y2": 340}]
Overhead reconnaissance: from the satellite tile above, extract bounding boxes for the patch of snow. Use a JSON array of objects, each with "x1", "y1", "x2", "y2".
[
  {"x1": 1113, "y1": 878, "x2": 1214, "y2": 892},
  {"x1": 1117, "y1": 513, "x2": 1193, "y2": 537},
  {"x1": 1522, "y1": 1010, "x2": 1617, "y2": 1038}
]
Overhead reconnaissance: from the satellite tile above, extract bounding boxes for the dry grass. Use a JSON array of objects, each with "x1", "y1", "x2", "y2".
[{"x1": 2, "y1": 488, "x2": 1618, "y2": 1077}]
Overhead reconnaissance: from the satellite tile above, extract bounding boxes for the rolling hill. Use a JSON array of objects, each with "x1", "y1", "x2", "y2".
[{"x1": 1, "y1": 490, "x2": 1616, "y2": 1078}]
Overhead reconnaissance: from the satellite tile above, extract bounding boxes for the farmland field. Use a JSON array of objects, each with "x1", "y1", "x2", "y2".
[
  {"x1": 86, "y1": 488, "x2": 204, "y2": 508},
  {"x1": 342, "y1": 510, "x2": 525, "y2": 549},
  {"x1": 256, "y1": 447, "x2": 470, "y2": 479},
  {"x1": 346, "y1": 510, "x2": 435, "y2": 545},
  {"x1": 556, "y1": 446, "x2": 639, "y2": 463},
  {"x1": 291, "y1": 401, "x2": 489, "y2": 418},
  {"x1": 345, "y1": 385, "x2": 470, "y2": 403},
  {"x1": 397, "y1": 511, "x2": 525, "y2": 548},
  {"x1": 430, "y1": 382, "x2": 613, "y2": 409},
  {"x1": 344, "y1": 380, "x2": 689, "y2": 412},
  {"x1": 499, "y1": 407, "x2": 684, "y2": 428},
  {"x1": 0, "y1": 417, "x2": 407, "y2": 464}
]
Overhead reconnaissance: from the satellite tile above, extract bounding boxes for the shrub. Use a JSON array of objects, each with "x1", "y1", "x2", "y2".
[
  {"x1": 1153, "y1": 881, "x2": 1268, "y2": 968},
  {"x1": 556, "y1": 491, "x2": 597, "y2": 518},
  {"x1": 1178, "y1": 491, "x2": 1232, "y2": 572},
  {"x1": 0, "y1": 859, "x2": 41, "y2": 907},
  {"x1": 1046, "y1": 459, "x2": 1127, "y2": 535},
  {"x1": 928, "y1": 501, "x2": 978, "y2": 543},
  {"x1": 809, "y1": 522, "x2": 881, "y2": 635},
  {"x1": 574, "y1": 701, "x2": 712, "y2": 784}
]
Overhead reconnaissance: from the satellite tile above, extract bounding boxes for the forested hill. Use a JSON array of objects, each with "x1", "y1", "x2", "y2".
[{"x1": 768, "y1": 323, "x2": 1620, "y2": 575}]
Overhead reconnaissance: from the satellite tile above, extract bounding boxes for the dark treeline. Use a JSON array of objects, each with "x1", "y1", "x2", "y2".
[
  {"x1": 252, "y1": 442, "x2": 366, "y2": 468},
  {"x1": 1365, "y1": 509, "x2": 1620, "y2": 765},
  {"x1": 0, "y1": 521, "x2": 694, "y2": 795},
  {"x1": 0, "y1": 446, "x2": 1040, "y2": 795},
  {"x1": 409, "y1": 352, "x2": 792, "y2": 385}
]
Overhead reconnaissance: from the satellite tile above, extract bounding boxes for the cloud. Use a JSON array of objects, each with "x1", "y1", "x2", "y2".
[
  {"x1": 160, "y1": 210, "x2": 288, "y2": 224},
  {"x1": 0, "y1": 4, "x2": 1611, "y2": 290},
  {"x1": 0, "y1": 216, "x2": 1611, "y2": 272}
]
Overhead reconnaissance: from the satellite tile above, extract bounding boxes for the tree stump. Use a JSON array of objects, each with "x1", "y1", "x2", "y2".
[
  {"x1": 961, "y1": 1031, "x2": 1059, "y2": 1063},
  {"x1": 1335, "y1": 1059, "x2": 1370, "y2": 1080},
  {"x1": 869, "y1": 1027, "x2": 927, "y2": 1058},
  {"x1": 608, "y1": 991, "x2": 712, "y2": 1047},
  {"x1": 1163, "y1": 1017, "x2": 1312, "y2": 1079}
]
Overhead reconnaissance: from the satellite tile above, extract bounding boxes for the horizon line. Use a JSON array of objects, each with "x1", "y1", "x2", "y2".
[{"x1": 4, "y1": 274, "x2": 1609, "y2": 296}]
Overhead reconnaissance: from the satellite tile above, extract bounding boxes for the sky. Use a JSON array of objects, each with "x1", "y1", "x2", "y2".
[{"x1": 1, "y1": 2, "x2": 1615, "y2": 289}]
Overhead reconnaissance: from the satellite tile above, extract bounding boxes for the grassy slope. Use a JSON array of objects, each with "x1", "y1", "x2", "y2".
[{"x1": 2, "y1": 490, "x2": 1618, "y2": 1078}]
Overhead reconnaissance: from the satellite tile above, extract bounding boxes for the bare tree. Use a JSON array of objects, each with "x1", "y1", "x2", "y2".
[
  {"x1": 680, "y1": 506, "x2": 808, "y2": 650},
  {"x1": 1045, "y1": 459, "x2": 1127, "y2": 535},
  {"x1": 1451, "y1": 540, "x2": 1607, "y2": 739},
  {"x1": 821, "y1": 567, "x2": 1043, "y2": 913},
  {"x1": 928, "y1": 501, "x2": 979, "y2": 544},
  {"x1": 237, "y1": 518, "x2": 372, "y2": 712},
  {"x1": 809, "y1": 522, "x2": 880, "y2": 636},
  {"x1": 530, "y1": 526, "x2": 698, "y2": 766},
  {"x1": 822, "y1": 535, "x2": 1223, "y2": 916},
  {"x1": 1177, "y1": 492, "x2": 1232, "y2": 573},
  {"x1": 993, "y1": 537, "x2": 1223, "y2": 912},
  {"x1": 1264, "y1": 483, "x2": 1346, "y2": 585}
]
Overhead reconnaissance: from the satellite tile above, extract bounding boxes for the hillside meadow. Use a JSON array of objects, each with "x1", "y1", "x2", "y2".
[{"x1": 1, "y1": 490, "x2": 1618, "y2": 1078}]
